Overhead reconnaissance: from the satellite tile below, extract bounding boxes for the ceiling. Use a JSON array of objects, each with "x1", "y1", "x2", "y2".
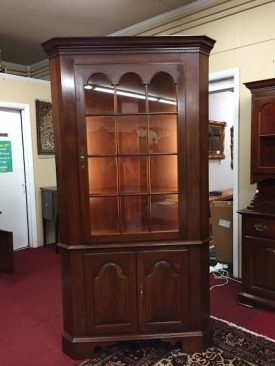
[{"x1": 0, "y1": 0, "x2": 197, "y2": 65}]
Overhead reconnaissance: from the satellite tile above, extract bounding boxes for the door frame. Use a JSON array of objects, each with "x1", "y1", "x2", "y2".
[
  {"x1": 0, "y1": 102, "x2": 37, "y2": 248},
  {"x1": 209, "y1": 68, "x2": 240, "y2": 278}
]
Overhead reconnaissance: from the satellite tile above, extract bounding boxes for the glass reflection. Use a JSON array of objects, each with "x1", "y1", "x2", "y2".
[
  {"x1": 151, "y1": 194, "x2": 178, "y2": 231},
  {"x1": 86, "y1": 116, "x2": 116, "y2": 155},
  {"x1": 90, "y1": 197, "x2": 118, "y2": 234},
  {"x1": 118, "y1": 115, "x2": 147, "y2": 154},
  {"x1": 88, "y1": 157, "x2": 117, "y2": 195},
  {"x1": 120, "y1": 196, "x2": 149, "y2": 233},
  {"x1": 149, "y1": 115, "x2": 177, "y2": 153},
  {"x1": 119, "y1": 156, "x2": 147, "y2": 193},
  {"x1": 150, "y1": 155, "x2": 178, "y2": 192}
]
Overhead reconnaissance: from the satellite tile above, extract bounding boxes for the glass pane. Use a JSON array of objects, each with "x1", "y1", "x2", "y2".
[
  {"x1": 119, "y1": 156, "x2": 147, "y2": 193},
  {"x1": 88, "y1": 157, "x2": 117, "y2": 194},
  {"x1": 85, "y1": 73, "x2": 114, "y2": 114},
  {"x1": 117, "y1": 73, "x2": 146, "y2": 114},
  {"x1": 148, "y1": 72, "x2": 177, "y2": 113},
  {"x1": 259, "y1": 137, "x2": 275, "y2": 166},
  {"x1": 150, "y1": 155, "x2": 178, "y2": 192},
  {"x1": 149, "y1": 115, "x2": 177, "y2": 153},
  {"x1": 118, "y1": 115, "x2": 147, "y2": 154},
  {"x1": 259, "y1": 103, "x2": 275, "y2": 135},
  {"x1": 120, "y1": 196, "x2": 149, "y2": 233},
  {"x1": 151, "y1": 194, "x2": 179, "y2": 231},
  {"x1": 86, "y1": 116, "x2": 116, "y2": 155},
  {"x1": 90, "y1": 197, "x2": 119, "y2": 235}
]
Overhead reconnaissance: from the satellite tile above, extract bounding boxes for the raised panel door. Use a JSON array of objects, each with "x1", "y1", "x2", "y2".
[
  {"x1": 137, "y1": 250, "x2": 189, "y2": 332},
  {"x1": 242, "y1": 235, "x2": 275, "y2": 300},
  {"x1": 83, "y1": 251, "x2": 137, "y2": 334}
]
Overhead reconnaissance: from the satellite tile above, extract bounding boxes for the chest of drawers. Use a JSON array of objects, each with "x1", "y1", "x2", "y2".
[{"x1": 238, "y1": 209, "x2": 275, "y2": 309}]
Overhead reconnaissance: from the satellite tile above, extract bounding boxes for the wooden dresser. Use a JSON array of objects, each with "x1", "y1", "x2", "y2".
[{"x1": 238, "y1": 79, "x2": 275, "y2": 309}]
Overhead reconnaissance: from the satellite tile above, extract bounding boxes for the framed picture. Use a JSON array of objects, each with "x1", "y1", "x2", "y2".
[
  {"x1": 208, "y1": 120, "x2": 226, "y2": 159},
  {"x1": 35, "y1": 99, "x2": 55, "y2": 155}
]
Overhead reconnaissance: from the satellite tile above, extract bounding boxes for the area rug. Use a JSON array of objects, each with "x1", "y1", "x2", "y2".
[{"x1": 79, "y1": 317, "x2": 275, "y2": 365}]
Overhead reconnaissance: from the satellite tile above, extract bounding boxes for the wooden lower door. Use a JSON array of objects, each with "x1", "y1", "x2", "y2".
[
  {"x1": 242, "y1": 236, "x2": 275, "y2": 299},
  {"x1": 84, "y1": 251, "x2": 138, "y2": 334},
  {"x1": 137, "y1": 249, "x2": 189, "y2": 333}
]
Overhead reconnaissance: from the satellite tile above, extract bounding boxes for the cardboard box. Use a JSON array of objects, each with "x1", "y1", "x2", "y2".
[{"x1": 210, "y1": 200, "x2": 233, "y2": 263}]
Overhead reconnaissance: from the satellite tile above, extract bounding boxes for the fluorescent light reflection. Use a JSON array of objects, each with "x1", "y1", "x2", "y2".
[{"x1": 84, "y1": 84, "x2": 176, "y2": 105}]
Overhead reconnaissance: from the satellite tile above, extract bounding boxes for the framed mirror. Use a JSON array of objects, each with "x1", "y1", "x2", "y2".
[{"x1": 209, "y1": 120, "x2": 226, "y2": 159}]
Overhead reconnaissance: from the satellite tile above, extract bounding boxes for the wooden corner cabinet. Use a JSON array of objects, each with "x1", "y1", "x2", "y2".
[
  {"x1": 245, "y1": 78, "x2": 275, "y2": 184},
  {"x1": 42, "y1": 36, "x2": 215, "y2": 359},
  {"x1": 238, "y1": 79, "x2": 275, "y2": 310}
]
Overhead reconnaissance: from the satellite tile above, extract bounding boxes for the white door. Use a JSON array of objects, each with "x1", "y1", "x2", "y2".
[{"x1": 0, "y1": 109, "x2": 29, "y2": 250}]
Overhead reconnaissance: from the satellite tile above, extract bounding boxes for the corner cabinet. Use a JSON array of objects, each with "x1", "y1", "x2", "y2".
[
  {"x1": 238, "y1": 79, "x2": 275, "y2": 310},
  {"x1": 245, "y1": 78, "x2": 275, "y2": 184},
  {"x1": 42, "y1": 36, "x2": 215, "y2": 359}
]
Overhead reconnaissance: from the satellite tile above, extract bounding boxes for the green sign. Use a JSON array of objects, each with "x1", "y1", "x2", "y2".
[{"x1": 0, "y1": 141, "x2": 13, "y2": 173}]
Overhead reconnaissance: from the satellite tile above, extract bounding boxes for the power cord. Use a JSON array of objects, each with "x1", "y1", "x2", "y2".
[{"x1": 210, "y1": 266, "x2": 241, "y2": 291}]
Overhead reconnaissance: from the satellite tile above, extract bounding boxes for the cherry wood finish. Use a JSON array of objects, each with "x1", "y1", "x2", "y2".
[
  {"x1": 42, "y1": 36, "x2": 215, "y2": 359},
  {"x1": 238, "y1": 79, "x2": 275, "y2": 309},
  {"x1": 238, "y1": 210, "x2": 275, "y2": 309},
  {"x1": 244, "y1": 78, "x2": 275, "y2": 184}
]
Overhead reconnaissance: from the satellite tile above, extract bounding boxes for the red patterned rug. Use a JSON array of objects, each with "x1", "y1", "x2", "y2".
[{"x1": 79, "y1": 317, "x2": 275, "y2": 365}]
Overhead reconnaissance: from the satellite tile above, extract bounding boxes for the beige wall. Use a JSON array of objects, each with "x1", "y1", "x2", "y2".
[
  {"x1": 138, "y1": 1, "x2": 275, "y2": 209},
  {"x1": 0, "y1": 74, "x2": 55, "y2": 245}
]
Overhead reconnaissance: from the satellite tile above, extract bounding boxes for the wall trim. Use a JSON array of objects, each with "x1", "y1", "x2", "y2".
[
  {"x1": 0, "y1": 72, "x2": 50, "y2": 85},
  {"x1": 0, "y1": 101, "x2": 38, "y2": 248},
  {"x1": 110, "y1": 0, "x2": 272, "y2": 36},
  {"x1": 209, "y1": 68, "x2": 240, "y2": 278}
]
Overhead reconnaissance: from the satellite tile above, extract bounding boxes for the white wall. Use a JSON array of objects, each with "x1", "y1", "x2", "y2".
[
  {"x1": 209, "y1": 91, "x2": 234, "y2": 191},
  {"x1": 0, "y1": 74, "x2": 55, "y2": 246}
]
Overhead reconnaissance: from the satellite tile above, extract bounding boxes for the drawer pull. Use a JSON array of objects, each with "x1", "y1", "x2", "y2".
[{"x1": 254, "y1": 223, "x2": 268, "y2": 232}]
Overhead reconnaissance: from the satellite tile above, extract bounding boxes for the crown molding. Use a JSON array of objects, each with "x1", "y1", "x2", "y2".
[
  {"x1": 109, "y1": 0, "x2": 229, "y2": 36},
  {"x1": 0, "y1": 70, "x2": 50, "y2": 85},
  {"x1": 1, "y1": 0, "x2": 272, "y2": 79},
  {"x1": 109, "y1": 0, "x2": 272, "y2": 36},
  {"x1": 2, "y1": 58, "x2": 49, "y2": 80}
]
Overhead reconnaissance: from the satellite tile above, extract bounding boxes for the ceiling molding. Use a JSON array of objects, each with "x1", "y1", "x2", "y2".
[
  {"x1": 109, "y1": 0, "x2": 230, "y2": 36},
  {"x1": 110, "y1": 0, "x2": 272, "y2": 36}
]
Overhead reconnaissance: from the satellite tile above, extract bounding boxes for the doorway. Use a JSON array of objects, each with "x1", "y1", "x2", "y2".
[
  {"x1": 209, "y1": 69, "x2": 240, "y2": 278},
  {"x1": 0, "y1": 103, "x2": 37, "y2": 249}
]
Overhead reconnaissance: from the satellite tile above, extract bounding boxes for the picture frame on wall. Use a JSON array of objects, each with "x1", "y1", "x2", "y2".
[
  {"x1": 208, "y1": 120, "x2": 226, "y2": 160},
  {"x1": 35, "y1": 99, "x2": 55, "y2": 155}
]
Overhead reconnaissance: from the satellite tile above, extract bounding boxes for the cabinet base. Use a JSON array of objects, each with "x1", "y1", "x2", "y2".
[
  {"x1": 62, "y1": 329, "x2": 212, "y2": 360},
  {"x1": 238, "y1": 291, "x2": 275, "y2": 310}
]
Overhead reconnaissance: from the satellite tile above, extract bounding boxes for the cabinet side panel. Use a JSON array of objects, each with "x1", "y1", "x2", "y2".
[{"x1": 49, "y1": 56, "x2": 82, "y2": 245}]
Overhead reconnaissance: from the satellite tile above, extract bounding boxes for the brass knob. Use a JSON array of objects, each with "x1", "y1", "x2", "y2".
[{"x1": 254, "y1": 222, "x2": 268, "y2": 232}]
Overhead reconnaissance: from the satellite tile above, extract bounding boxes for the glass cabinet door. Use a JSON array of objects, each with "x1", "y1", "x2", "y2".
[
  {"x1": 84, "y1": 70, "x2": 179, "y2": 239},
  {"x1": 257, "y1": 99, "x2": 275, "y2": 169}
]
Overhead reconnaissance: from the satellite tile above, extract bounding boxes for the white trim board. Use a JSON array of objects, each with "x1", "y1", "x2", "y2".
[
  {"x1": 0, "y1": 101, "x2": 38, "y2": 248},
  {"x1": 209, "y1": 68, "x2": 240, "y2": 279},
  {"x1": 0, "y1": 72, "x2": 50, "y2": 86}
]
